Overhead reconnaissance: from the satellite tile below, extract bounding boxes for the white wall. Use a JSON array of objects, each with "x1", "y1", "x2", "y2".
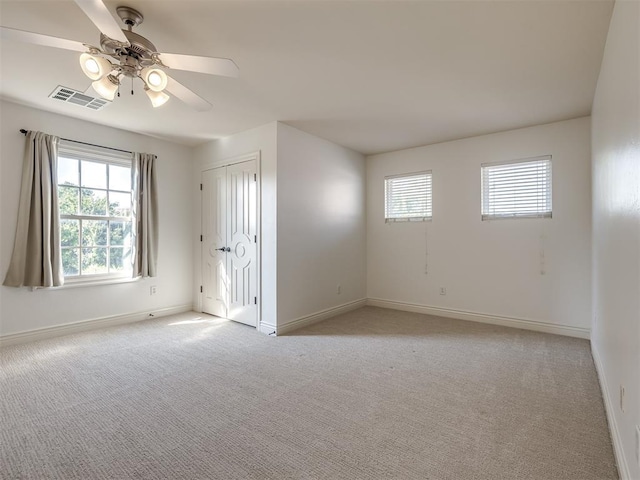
[
  {"x1": 193, "y1": 122, "x2": 366, "y2": 330},
  {"x1": 591, "y1": 0, "x2": 640, "y2": 477},
  {"x1": 0, "y1": 101, "x2": 194, "y2": 336},
  {"x1": 193, "y1": 122, "x2": 278, "y2": 329},
  {"x1": 367, "y1": 117, "x2": 592, "y2": 332},
  {"x1": 276, "y1": 123, "x2": 366, "y2": 326}
]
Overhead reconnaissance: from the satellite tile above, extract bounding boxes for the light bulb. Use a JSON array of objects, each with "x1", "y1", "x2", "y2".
[
  {"x1": 80, "y1": 53, "x2": 112, "y2": 81},
  {"x1": 92, "y1": 75, "x2": 119, "y2": 101},
  {"x1": 140, "y1": 67, "x2": 168, "y2": 92},
  {"x1": 85, "y1": 58, "x2": 99, "y2": 74},
  {"x1": 145, "y1": 87, "x2": 170, "y2": 108},
  {"x1": 148, "y1": 72, "x2": 163, "y2": 87}
]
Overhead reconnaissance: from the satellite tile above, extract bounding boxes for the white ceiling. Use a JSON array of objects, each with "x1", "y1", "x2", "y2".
[{"x1": 0, "y1": 0, "x2": 613, "y2": 155}]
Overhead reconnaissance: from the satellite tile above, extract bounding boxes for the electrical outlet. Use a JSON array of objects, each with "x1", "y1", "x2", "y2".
[
  {"x1": 439, "y1": 287, "x2": 446, "y2": 296},
  {"x1": 336, "y1": 284, "x2": 341, "y2": 295},
  {"x1": 150, "y1": 285, "x2": 157, "y2": 296},
  {"x1": 620, "y1": 385, "x2": 625, "y2": 413}
]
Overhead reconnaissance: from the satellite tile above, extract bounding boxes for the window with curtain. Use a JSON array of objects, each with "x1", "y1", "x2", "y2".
[
  {"x1": 57, "y1": 141, "x2": 135, "y2": 280},
  {"x1": 481, "y1": 156, "x2": 552, "y2": 220},
  {"x1": 384, "y1": 171, "x2": 433, "y2": 222}
]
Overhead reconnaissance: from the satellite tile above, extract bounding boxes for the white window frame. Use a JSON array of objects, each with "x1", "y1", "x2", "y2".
[
  {"x1": 481, "y1": 155, "x2": 552, "y2": 221},
  {"x1": 57, "y1": 140, "x2": 135, "y2": 285},
  {"x1": 384, "y1": 170, "x2": 433, "y2": 222}
]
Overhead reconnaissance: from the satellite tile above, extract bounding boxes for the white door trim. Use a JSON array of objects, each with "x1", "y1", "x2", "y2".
[
  {"x1": 201, "y1": 151, "x2": 261, "y2": 172},
  {"x1": 200, "y1": 151, "x2": 262, "y2": 330}
]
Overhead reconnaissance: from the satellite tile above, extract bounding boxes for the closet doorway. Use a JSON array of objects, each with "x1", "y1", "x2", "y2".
[{"x1": 201, "y1": 158, "x2": 258, "y2": 327}]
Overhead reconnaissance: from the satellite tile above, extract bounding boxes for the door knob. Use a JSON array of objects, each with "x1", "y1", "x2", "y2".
[
  {"x1": 215, "y1": 247, "x2": 226, "y2": 252},
  {"x1": 225, "y1": 247, "x2": 231, "y2": 252}
]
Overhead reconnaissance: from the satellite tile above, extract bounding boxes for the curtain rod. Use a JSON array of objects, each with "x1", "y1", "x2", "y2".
[{"x1": 19, "y1": 129, "x2": 133, "y2": 155}]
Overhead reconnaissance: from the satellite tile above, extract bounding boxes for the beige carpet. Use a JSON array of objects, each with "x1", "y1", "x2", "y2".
[{"x1": 1, "y1": 307, "x2": 617, "y2": 479}]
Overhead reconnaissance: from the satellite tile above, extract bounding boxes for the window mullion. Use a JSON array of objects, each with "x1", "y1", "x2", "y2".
[{"x1": 61, "y1": 214, "x2": 128, "y2": 222}]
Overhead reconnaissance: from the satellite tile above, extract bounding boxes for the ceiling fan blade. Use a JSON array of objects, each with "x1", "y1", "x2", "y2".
[
  {"x1": 0, "y1": 26, "x2": 87, "y2": 52},
  {"x1": 74, "y1": 0, "x2": 129, "y2": 44},
  {"x1": 165, "y1": 76, "x2": 212, "y2": 112},
  {"x1": 158, "y1": 52, "x2": 239, "y2": 78}
]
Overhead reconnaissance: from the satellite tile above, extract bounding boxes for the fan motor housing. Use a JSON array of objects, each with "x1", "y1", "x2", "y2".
[{"x1": 100, "y1": 30, "x2": 157, "y2": 69}]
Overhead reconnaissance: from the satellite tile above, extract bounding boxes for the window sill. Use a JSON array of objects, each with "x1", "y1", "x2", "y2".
[
  {"x1": 32, "y1": 275, "x2": 140, "y2": 291},
  {"x1": 481, "y1": 214, "x2": 552, "y2": 221},
  {"x1": 385, "y1": 217, "x2": 432, "y2": 223}
]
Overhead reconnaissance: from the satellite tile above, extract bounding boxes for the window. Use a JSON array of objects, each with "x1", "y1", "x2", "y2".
[
  {"x1": 481, "y1": 156, "x2": 552, "y2": 220},
  {"x1": 385, "y1": 171, "x2": 432, "y2": 222},
  {"x1": 57, "y1": 141, "x2": 134, "y2": 280}
]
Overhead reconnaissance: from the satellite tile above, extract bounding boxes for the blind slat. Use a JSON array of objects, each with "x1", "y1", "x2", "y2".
[
  {"x1": 385, "y1": 171, "x2": 432, "y2": 221},
  {"x1": 482, "y1": 157, "x2": 551, "y2": 220}
]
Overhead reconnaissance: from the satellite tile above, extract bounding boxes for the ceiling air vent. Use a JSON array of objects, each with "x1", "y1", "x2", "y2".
[{"x1": 48, "y1": 86, "x2": 110, "y2": 110}]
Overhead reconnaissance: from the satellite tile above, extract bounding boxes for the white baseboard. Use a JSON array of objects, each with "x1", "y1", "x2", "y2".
[
  {"x1": 0, "y1": 304, "x2": 193, "y2": 347},
  {"x1": 366, "y1": 298, "x2": 591, "y2": 339},
  {"x1": 591, "y1": 344, "x2": 631, "y2": 480},
  {"x1": 259, "y1": 321, "x2": 277, "y2": 336},
  {"x1": 277, "y1": 298, "x2": 367, "y2": 335}
]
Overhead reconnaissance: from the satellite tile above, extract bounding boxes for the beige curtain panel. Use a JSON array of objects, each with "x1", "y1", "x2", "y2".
[
  {"x1": 132, "y1": 152, "x2": 159, "y2": 277},
  {"x1": 4, "y1": 131, "x2": 64, "y2": 288}
]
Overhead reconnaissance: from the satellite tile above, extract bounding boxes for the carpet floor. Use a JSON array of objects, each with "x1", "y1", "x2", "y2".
[{"x1": 1, "y1": 307, "x2": 617, "y2": 479}]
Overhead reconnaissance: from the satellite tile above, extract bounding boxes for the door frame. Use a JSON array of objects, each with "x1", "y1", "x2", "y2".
[{"x1": 200, "y1": 151, "x2": 262, "y2": 329}]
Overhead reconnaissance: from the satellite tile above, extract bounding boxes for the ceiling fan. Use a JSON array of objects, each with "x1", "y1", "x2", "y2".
[{"x1": 0, "y1": 0, "x2": 239, "y2": 111}]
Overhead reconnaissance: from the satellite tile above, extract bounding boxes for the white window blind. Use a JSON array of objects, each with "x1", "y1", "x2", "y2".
[
  {"x1": 384, "y1": 171, "x2": 432, "y2": 222},
  {"x1": 481, "y1": 156, "x2": 552, "y2": 220}
]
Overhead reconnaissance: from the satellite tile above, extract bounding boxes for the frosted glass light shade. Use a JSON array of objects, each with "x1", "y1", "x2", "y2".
[
  {"x1": 92, "y1": 75, "x2": 119, "y2": 100},
  {"x1": 79, "y1": 53, "x2": 112, "y2": 81},
  {"x1": 145, "y1": 87, "x2": 170, "y2": 107},
  {"x1": 140, "y1": 67, "x2": 168, "y2": 92}
]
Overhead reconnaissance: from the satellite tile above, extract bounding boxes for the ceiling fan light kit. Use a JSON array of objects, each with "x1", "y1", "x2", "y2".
[
  {"x1": 0, "y1": 0, "x2": 240, "y2": 111},
  {"x1": 140, "y1": 67, "x2": 168, "y2": 92},
  {"x1": 77, "y1": 6, "x2": 172, "y2": 105},
  {"x1": 79, "y1": 52, "x2": 112, "y2": 81},
  {"x1": 92, "y1": 74, "x2": 119, "y2": 101},
  {"x1": 145, "y1": 86, "x2": 170, "y2": 108}
]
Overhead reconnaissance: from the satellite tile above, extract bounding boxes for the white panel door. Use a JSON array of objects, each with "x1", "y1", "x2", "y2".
[
  {"x1": 202, "y1": 166, "x2": 227, "y2": 318},
  {"x1": 226, "y1": 160, "x2": 258, "y2": 326},
  {"x1": 202, "y1": 159, "x2": 257, "y2": 327}
]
